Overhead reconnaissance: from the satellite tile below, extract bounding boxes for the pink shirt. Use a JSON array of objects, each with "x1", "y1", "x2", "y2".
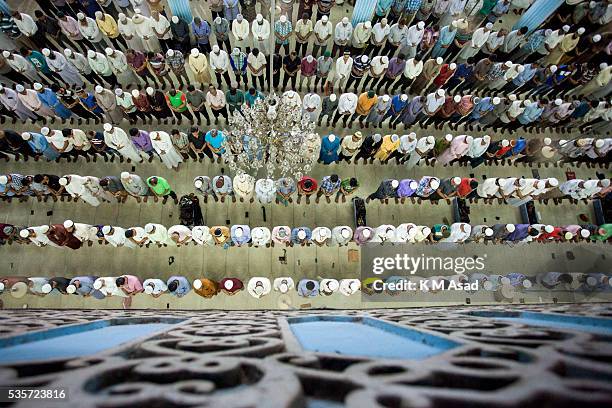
[
  {"x1": 300, "y1": 58, "x2": 317, "y2": 76},
  {"x1": 124, "y1": 275, "x2": 143, "y2": 293}
]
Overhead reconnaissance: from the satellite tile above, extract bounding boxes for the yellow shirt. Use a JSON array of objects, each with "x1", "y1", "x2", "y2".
[
  {"x1": 355, "y1": 93, "x2": 378, "y2": 116},
  {"x1": 97, "y1": 14, "x2": 119, "y2": 38},
  {"x1": 374, "y1": 135, "x2": 400, "y2": 161}
]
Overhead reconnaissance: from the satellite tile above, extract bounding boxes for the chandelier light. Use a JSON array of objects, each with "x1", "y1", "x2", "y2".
[{"x1": 222, "y1": 93, "x2": 320, "y2": 180}]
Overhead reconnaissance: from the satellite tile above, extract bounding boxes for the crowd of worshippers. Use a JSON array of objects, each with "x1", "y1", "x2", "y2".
[
  {"x1": 1, "y1": 125, "x2": 610, "y2": 168},
  {"x1": 0, "y1": 1, "x2": 610, "y2": 132},
  {"x1": 0, "y1": 275, "x2": 366, "y2": 299},
  {"x1": 1, "y1": 171, "x2": 609, "y2": 206},
  {"x1": 2, "y1": 221, "x2": 611, "y2": 249},
  {"x1": 2, "y1": 271, "x2": 611, "y2": 300}
]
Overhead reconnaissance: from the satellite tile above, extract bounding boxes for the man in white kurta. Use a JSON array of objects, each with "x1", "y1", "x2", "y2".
[
  {"x1": 168, "y1": 224, "x2": 193, "y2": 246},
  {"x1": 118, "y1": 13, "x2": 144, "y2": 50},
  {"x1": 59, "y1": 175, "x2": 100, "y2": 206},
  {"x1": 0, "y1": 85, "x2": 37, "y2": 121},
  {"x1": 233, "y1": 173, "x2": 255, "y2": 202},
  {"x1": 3, "y1": 51, "x2": 41, "y2": 82},
  {"x1": 42, "y1": 48, "x2": 84, "y2": 87},
  {"x1": 145, "y1": 223, "x2": 174, "y2": 246},
  {"x1": 19, "y1": 226, "x2": 52, "y2": 247},
  {"x1": 232, "y1": 14, "x2": 250, "y2": 50},
  {"x1": 331, "y1": 226, "x2": 353, "y2": 246},
  {"x1": 77, "y1": 13, "x2": 104, "y2": 49},
  {"x1": 64, "y1": 220, "x2": 92, "y2": 244},
  {"x1": 103, "y1": 123, "x2": 143, "y2": 163},
  {"x1": 192, "y1": 226, "x2": 215, "y2": 246},
  {"x1": 255, "y1": 178, "x2": 276, "y2": 204},
  {"x1": 132, "y1": 10, "x2": 160, "y2": 51},
  {"x1": 150, "y1": 131, "x2": 183, "y2": 169},
  {"x1": 302, "y1": 92, "x2": 321, "y2": 121},
  {"x1": 251, "y1": 14, "x2": 270, "y2": 53},
  {"x1": 102, "y1": 225, "x2": 135, "y2": 247}
]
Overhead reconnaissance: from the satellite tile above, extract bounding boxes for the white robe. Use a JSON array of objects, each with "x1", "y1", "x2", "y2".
[
  {"x1": 151, "y1": 131, "x2": 183, "y2": 169},
  {"x1": 46, "y1": 52, "x2": 84, "y2": 87},
  {"x1": 104, "y1": 128, "x2": 142, "y2": 162},
  {"x1": 65, "y1": 174, "x2": 100, "y2": 206}
]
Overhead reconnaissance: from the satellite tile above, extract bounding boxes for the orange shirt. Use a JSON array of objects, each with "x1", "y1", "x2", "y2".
[{"x1": 355, "y1": 93, "x2": 378, "y2": 116}]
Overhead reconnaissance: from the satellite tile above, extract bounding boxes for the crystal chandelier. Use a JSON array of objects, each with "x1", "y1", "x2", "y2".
[{"x1": 222, "y1": 93, "x2": 319, "y2": 180}]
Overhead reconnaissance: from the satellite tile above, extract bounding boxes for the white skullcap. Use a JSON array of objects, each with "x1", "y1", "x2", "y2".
[
  {"x1": 536, "y1": 180, "x2": 546, "y2": 190},
  {"x1": 64, "y1": 48, "x2": 73, "y2": 57},
  {"x1": 19, "y1": 229, "x2": 29, "y2": 238},
  {"x1": 66, "y1": 285, "x2": 76, "y2": 294},
  {"x1": 391, "y1": 180, "x2": 399, "y2": 188},
  {"x1": 517, "y1": 65, "x2": 525, "y2": 73},
  {"x1": 506, "y1": 224, "x2": 515, "y2": 233},
  {"x1": 400, "y1": 94, "x2": 408, "y2": 101},
  {"x1": 484, "y1": 228, "x2": 493, "y2": 237},
  {"x1": 543, "y1": 137, "x2": 552, "y2": 145},
  {"x1": 593, "y1": 34, "x2": 602, "y2": 42},
  {"x1": 437, "y1": 89, "x2": 445, "y2": 97},
  {"x1": 580, "y1": 229, "x2": 590, "y2": 238},
  {"x1": 417, "y1": 21, "x2": 425, "y2": 29},
  {"x1": 131, "y1": 89, "x2": 139, "y2": 98},
  {"x1": 297, "y1": 230, "x2": 306, "y2": 239},
  {"x1": 87, "y1": 50, "x2": 96, "y2": 58},
  {"x1": 382, "y1": 95, "x2": 390, "y2": 102},
  {"x1": 171, "y1": 15, "x2": 179, "y2": 23},
  {"x1": 493, "y1": 97, "x2": 501, "y2": 105},
  {"x1": 118, "y1": 13, "x2": 126, "y2": 19},
  {"x1": 144, "y1": 224, "x2": 155, "y2": 233},
  {"x1": 436, "y1": 57, "x2": 443, "y2": 64},
  {"x1": 115, "y1": 88, "x2": 123, "y2": 96},
  {"x1": 453, "y1": 95, "x2": 461, "y2": 102},
  {"x1": 409, "y1": 181, "x2": 418, "y2": 190},
  {"x1": 95, "y1": 11, "x2": 103, "y2": 18},
  {"x1": 21, "y1": 131, "x2": 31, "y2": 140},
  {"x1": 41, "y1": 283, "x2": 52, "y2": 294},
  {"x1": 445, "y1": 134, "x2": 453, "y2": 141},
  {"x1": 42, "y1": 48, "x2": 51, "y2": 56},
  {"x1": 77, "y1": 12, "x2": 85, "y2": 19},
  {"x1": 430, "y1": 179, "x2": 440, "y2": 190},
  {"x1": 224, "y1": 280, "x2": 234, "y2": 290},
  {"x1": 2, "y1": 50, "x2": 10, "y2": 58},
  {"x1": 523, "y1": 100, "x2": 531, "y2": 107},
  {"x1": 212, "y1": 44, "x2": 220, "y2": 52},
  {"x1": 427, "y1": 136, "x2": 435, "y2": 143},
  {"x1": 564, "y1": 232, "x2": 574, "y2": 240},
  {"x1": 562, "y1": 25, "x2": 570, "y2": 32},
  {"x1": 465, "y1": 136, "x2": 473, "y2": 144},
  {"x1": 102, "y1": 225, "x2": 112, "y2": 234},
  {"x1": 504, "y1": 61, "x2": 512, "y2": 68},
  {"x1": 63, "y1": 220, "x2": 74, "y2": 228},
  {"x1": 548, "y1": 178, "x2": 559, "y2": 187},
  {"x1": 59, "y1": 177, "x2": 68, "y2": 186},
  {"x1": 194, "y1": 179, "x2": 203, "y2": 188},
  {"x1": 41, "y1": 127, "x2": 50, "y2": 135},
  {"x1": 146, "y1": 87, "x2": 154, "y2": 95},
  {"x1": 144, "y1": 285, "x2": 153, "y2": 294},
  {"x1": 103, "y1": 123, "x2": 113, "y2": 131},
  {"x1": 595, "y1": 139, "x2": 605, "y2": 148},
  {"x1": 509, "y1": 94, "x2": 517, "y2": 101},
  {"x1": 193, "y1": 279, "x2": 202, "y2": 289},
  {"x1": 449, "y1": 63, "x2": 456, "y2": 70},
  {"x1": 191, "y1": 48, "x2": 199, "y2": 56},
  {"x1": 362, "y1": 228, "x2": 371, "y2": 238},
  {"x1": 453, "y1": 177, "x2": 461, "y2": 185},
  {"x1": 555, "y1": 98, "x2": 563, "y2": 106},
  {"x1": 501, "y1": 139, "x2": 510, "y2": 147},
  {"x1": 577, "y1": 27, "x2": 585, "y2": 35},
  {"x1": 93, "y1": 280, "x2": 103, "y2": 290},
  {"x1": 473, "y1": 96, "x2": 480, "y2": 104},
  {"x1": 95, "y1": 85, "x2": 103, "y2": 93},
  {"x1": 485, "y1": 23, "x2": 493, "y2": 29},
  {"x1": 105, "y1": 48, "x2": 114, "y2": 56},
  {"x1": 15, "y1": 84, "x2": 25, "y2": 93},
  {"x1": 33, "y1": 83, "x2": 43, "y2": 91},
  {"x1": 363, "y1": 20, "x2": 370, "y2": 28},
  {"x1": 600, "y1": 62, "x2": 608, "y2": 70},
  {"x1": 382, "y1": 56, "x2": 389, "y2": 63},
  {"x1": 550, "y1": 65, "x2": 558, "y2": 73},
  {"x1": 0, "y1": 175, "x2": 8, "y2": 185},
  {"x1": 545, "y1": 225, "x2": 554, "y2": 233},
  {"x1": 166, "y1": 49, "x2": 174, "y2": 57},
  {"x1": 342, "y1": 17, "x2": 349, "y2": 24}
]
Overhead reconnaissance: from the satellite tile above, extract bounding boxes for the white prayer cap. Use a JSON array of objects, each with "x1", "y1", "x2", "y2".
[
  {"x1": 95, "y1": 11, "x2": 103, "y2": 18},
  {"x1": 449, "y1": 63, "x2": 456, "y2": 70},
  {"x1": 426, "y1": 136, "x2": 435, "y2": 144},
  {"x1": 506, "y1": 224, "x2": 515, "y2": 233},
  {"x1": 102, "y1": 225, "x2": 112, "y2": 234},
  {"x1": 235, "y1": 227, "x2": 243, "y2": 237},
  {"x1": 257, "y1": 14, "x2": 263, "y2": 21},
  {"x1": 224, "y1": 280, "x2": 234, "y2": 290},
  {"x1": 381, "y1": 56, "x2": 389, "y2": 64},
  {"x1": 2, "y1": 50, "x2": 10, "y2": 58},
  {"x1": 21, "y1": 132, "x2": 31, "y2": 140},
  {"x1": 363, "y1": 20, "x2": 370, "y2": 28},
  {"x1": 452, "y1": 177, "x2": 461, "y2": 185},
  {"x1": 523, "y1": 100, "x2": 531, "y2": 107},
  {"x1": 362, "y1": 228, "x2": 371, "y2": 238},
  {"x1": 504, "y1": 61, "x2": 512, "y2": 68},
  {"x1": 59, "y1": 177, "x2": 68, "y2": 186},
  {"x1": 341, "y1": 228, "x2": 351, "y2": 239},
  {"x1": 322, "y1": 15, "x2": 329, "y2": 23},
  {"x1": 554, "y1": 98, "x2": 563, "y2": 106},
  {"x1": 445, "y1": 134, "x2": 453, "y2": 141},
  {"x1": 453, "y1": 95, "x2": 461, "y2": 103},
  {"x1": 595, "y1": 139, "x2": 605, "y2": 148},
  {"x1": 0, "y1": 175, "x2": 7, "y2": 185},
  {"x1": 465, "y1": 135, "x2": 473, "y2": 144},
  {"x1": 33, "y1": 82, "x2": 43, "y2": 91},
  {"x1": 212, "y1": 44, "x2": 220, "y2": 53},
  {"x1": 115, "y1": 88, "x2": 123, "y2": 96},
  {"x1": 105, "y1": 47, "x2": 113, "y2": 56},
  {"x1": 342, "y1": 17, "x2": 349, "y2": 24},
  {"x1": 194, "y1": 179, "x2": 203, "y2": 188},
  {"x1": 600, "y1": 62, "x2": 608, "y2": 70},
  {"x1": 190, "y1": 48, "x2": 199, "y2": 56},
  {"x1": 103, "y1": 123, "x2": 113, "y2": 132},
  {"x1": 549, "y1": 65, "x2": 557, "y2": 73},
  {"x1": 545, "y1": 29, "x2": 553, "y2": 36},
  {"x1": 483, "y1": 135, "x2": 491, "y2": 142},
  {"x1": 586, "y1": 276, "x2": 598, "y2": 287},
  {"x1": 508, "y1": 94, "x2": 517, "y2": 101},
  {"x1": 77, "y1": 12, "x2": 85, "y2": 19},
  {"x1": 409, "y1": 181, "x2": 418, "y2": 190},
  {"x1": 501, "y1": 139, "x2": 510, "y2": 147},
  {"x1": 42, "y1": 48, "x2": 51, "y2": 56},
  {"x1": 543, "y1": 137, "x2": 552, "y2": 145},
  {"x1": 391, "y1": 134, "x2": 399, "y2": 142},
  {"x1": 430, "y1": 179, "x2": 440, "y2": 190},
  {"x1": 144, "y1": 224, "x2": 155, "y2": 233},
  {"x1": 522, "y1": 279, "x2": 532, "y2": 289},
  {"x1": 562, "y1": 25, "x2": 570, "y2": 32},
  {"x1": 373, "y1": 133, "x2": 382, "y2": 142},
  {"x1": 593, "y1": 34, "x2": 602, "y2": 42},
  {"x1": 118, "y1": 13, "x2": 126, "y2": 19},
  {"x1": 329, "y1": 94, "x2": 337, "y2": 101},
  {"x1": 146, "y1": 86, "x2": 154, "y2": 95},
  {"x1": 93, "y1": 280, "x2": 103, "y2": 290},
  {"x1": 545, "y1": 225, "x2": 554, "y2": 233},
  {"x1": 564, "y1": 232, "x2": 574, "y2": 240},
  {"x1": 63, "y1": 220, "x2": 74, "y2": 229},
  {"x1": 131, "y1": 89, "x2": 140, "y2": 98},
  {"x1": 63, "y1": 48, "x2": 73, "y2": 57},
  {"x1": 417, "y1": 21, "x2": 425, "y2": 29},
  {"x1": 0, "y1": 282, "x2": 6, "y2": 292},
  {"x1": 602, "y1": 179, "x2": 611, "y2": 187},
  {"x1": 536, "y1": 180, "x2": 546, "y2": 190},
  {"x1": 391, "y1": 179, "x2": 399, "y2": 189},
  {"x1": 548, "y1": 178, "x2": 559, "y2": 187},
  {"x1": 87, "y1": 50, "x2": 96, "y2": 58},
  {"x1": 41, "y1": 126, "x2": 50, "y2": 135},
  {"x1": 501, "y1": 277, "x2": 511, "y2": 286},
  {"x1": 215, "y1": 16, "x2": 221, "y2": 24},
  {"x1": 297, "y1": 230, "x2": 306, "y2": 240},
  {"x1": 144, "y1": 285, "x2": 154, "y2": 294},
  {"x1": 66, "y1": 284, "x2": 77, "y2": 294},
  {"x1": 436, "y1": 57, "x2": 443, "y2": 64},
  {"x1": 473, "y1": 96, "x2": 480, "y2": 104},
  {"x1": 408, "y1": 132, "x2": 417, "y2": 139},
  {"x1": 19, "y1": 229, "x2": 30, "y2": 238},
  {"x1": 437, "y1": 89, "x2": 445, "y2": 97},
  {"x1": 400, "y1": 94, "x2": 408, "y2": 101},
  {"x1": 41, "y1": 283, "x2": 52, "y2": 294},
  {"x1": 166, "y1": 49, "x2": 175, "y2": 57},
  {"x1": 171, "y1": 15, "x2": 179, "y2": 23},
  {"x1": 492, "y1": 97, "x2": 501, "y2": 105},
  {"x1": 517, "y1": 65, "x2": 525, "y2": 73},
  {"x1": 580, "y1": 229, "x2": 591, "y2": 238},
  {"x1": 484, "y1": 228, "x2": 493, "y2": 237},
  {"x1": 134, "y1": 8, "x2": 141, "y2": 14},
  {"x1": 485, "y1": 22, "x2": 493, "y2": 29},
  {"x1": 382, "y1": 95, "x2": 390, "y2": 102},
  {"x1": 483, "y1": 280, "x2": 494, "y2": 291},
  {"x1": 577, "y1": 27, "x2": 585, "y2": 35},
  {"x1": 95, "y1": 85, "x2": 104, "y2": 93},
  {"x1": 421, "y1": 226, "x2": 432, "y2": 237}
]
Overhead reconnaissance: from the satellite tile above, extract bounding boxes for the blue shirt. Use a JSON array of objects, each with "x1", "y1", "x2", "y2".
[
  {"x1": 505, "y1": 224, "x2": 530, "y2": 241},
  {"x1": 291, "y1": 227, "x2": 312, "y2": 244},
  {"x1": 389, "y1": 95, "x2": 408, "y2": 115},
  {"x1": 80, "y1": 93, "x2": 103, "y2": 114},
  {"x1": 522, "y1": 29, "x2": 546, "y2": 53},
  {"x1": 513, "y1": 63, "x2": 538, "y2": 86},
  {"x1": 518, "y1": 104, "x2": 544, "y2": 124},
  {"x1": 70, "y1": 276, "x2": 105, "y2": 299},
  {"x1": 510, "y1": 138, "x2": 526, "y2": 155},
  {"x1": 231, "y1": 225, "x2": 251, "y2": 245},
  {"x1": 192, "y1": 20, "x2": 211, "y2": 44},
  {"x1": 376, "y1": 0, "x2": 394, "y2": 15},
  {"x1": 452, "y1": 63, "x2": 474, "y2": 80},
  {"x1": 470, "y1": 97, "x2": 494, "y2": 119},
  {"x1": 167, "y1": 276, "x2": 191, "y2": 297},
  {"x1": 205, "y1": 130, "x2": 226, "y2": 152}
]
